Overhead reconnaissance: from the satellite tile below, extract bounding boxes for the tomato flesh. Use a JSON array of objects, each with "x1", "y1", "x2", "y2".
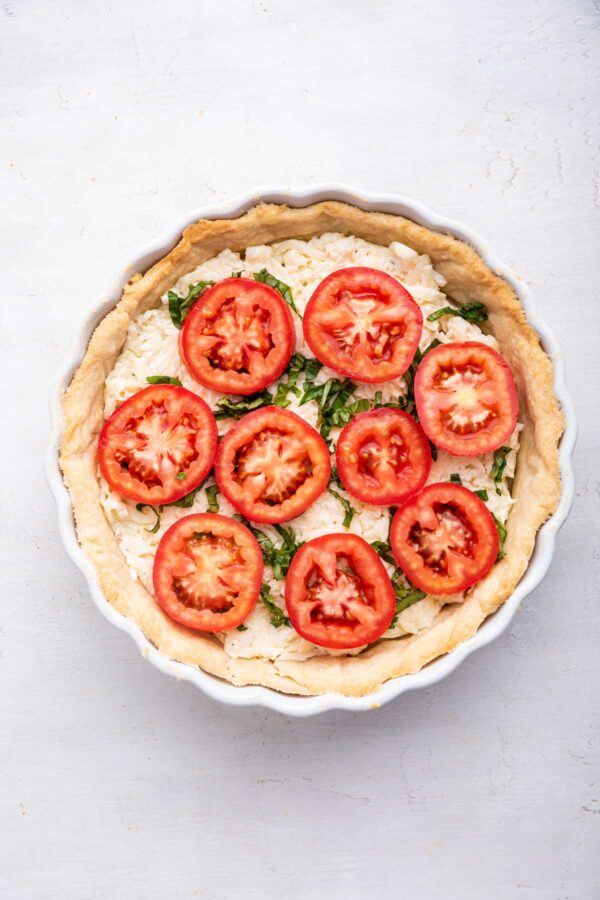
[
  {"x1": 285, "y1": 533, "x2": 396, "y2": 649},
  {"x1": 153, "y1": 513, "x2": 263, "y2": 632},
  {"x1": 390, "y1": 483, "x2": 499, "y2": 595},
  {"x1": 303, "y1": 267, "x2": 423, "y2": 383},
  {"x1": 180, "y1": 277, "x2": 294, "y2": 395},
  {"x1": 98, "y1": 385, "x2": 217, "y2": 504},
  {"x1": 336, "y1": 408, "x2": 431, "y2": 505},
  {"x1": 215, "y1": 406, "x2": 331, "y2": 524},
  {"x1": 414, "y1": 341, "x2": 518, "y2": 456}
]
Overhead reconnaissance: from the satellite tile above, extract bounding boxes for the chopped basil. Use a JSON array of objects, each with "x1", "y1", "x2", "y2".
[
  {"x1": 135, "y1": 503, "x2": 161, "y2": 534},
  {"x1": 146, "y1": 375, "x2": 183, "y2": 386},
  {"x1": 390, "y1": 581, "x2": 427, "y2": 626},
  {"x1": 402, "y1": 339, "x2": 442, "y2": 420},
  {"x1": 300, "y1": 377, "x2": 358, "y2": 440},
  {"x1": 387, "y1": 507, "x2": 398, "y2": 543},
  {"x1": 329, "y1": 466, "x2": 343, "y2": 490},
  {"x1": 330, "y1": 397, "x2": 371, "y2": 426},
  {"x1": 272, "y1": 354, "x2": 324, "y2": 409},
  {"x1": 492, "y1": 512, "x2": 507, "y2": 559},
  {"x1": 214, "y1": 389, "x2": 273, "y2": 420},
  {"x1": 490, "y1": 447, "x2": 510, "y2": 494},
  {"x1": 253, "y1": 268, "x2": 300, "y2": 317},
  {"x1": 370, "y1": 538, "x2": 426, "y2": 626},
  {"x1": 370, "y1": 540, "x2": 396, "y2": 567},
  {"x1": 167, "y1": 487, "x2": 201, "y2": 509},
  {"x1": 175, "y1": 472, "x2": 187, "y2": 480},
  {"x1": 450, "y1": 473, "x2": 462, "y2": 485},
  {"x1": 327, "y1": 487, "x2": 355, "y2": 528},
  {"x1": 260, "y1": 583, "x2": 290, "y2": 628},
  {"x1": 273, "y1": 354, "x2": 306, "y2": 408},
  {"x1": 475, "y1": 489, "x2": 489, "y2": 501},
  {"x1": 235, "y1": 517, "x2": 302, "y2": 580},
  {"x1": 302, "y1": 356, "x2": 323, "y2": 388},
  {"x1": 231, "y1": 271, "x2": 243, "y2": 278},
  {"x1": 236, "y1": 624, "x2": 248, "y2": 632},
  {"x1": 205, "y1": 484, "x2": 220, "y2": 513},
  {"x1": 427, "y1": 301, "x2": 488, "y2": 324},
  {"x1": 168, "y1": 280, "x2": 214, "y2": 329}
]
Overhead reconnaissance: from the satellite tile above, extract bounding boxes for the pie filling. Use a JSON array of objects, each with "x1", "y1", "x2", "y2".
[{"x1": 99, "y1": 233, "x2": 521, "y2": 662}]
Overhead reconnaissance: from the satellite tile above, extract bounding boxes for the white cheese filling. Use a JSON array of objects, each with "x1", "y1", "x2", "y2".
[{"x1": 100, "y1": 233, "x2": 521, "y2": 663}]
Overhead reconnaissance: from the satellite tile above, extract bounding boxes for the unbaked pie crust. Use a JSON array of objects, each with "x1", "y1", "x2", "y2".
[{"x1": 60, "y1": 201, "x2": 564, "y2": 696}]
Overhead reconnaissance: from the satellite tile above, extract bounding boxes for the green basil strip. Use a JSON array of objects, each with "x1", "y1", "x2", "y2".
[
  {"x1": 205, "y1": 484, "x2": 220, "y2": 513},
  {"x1": 168, "y1": 280, "x2": 214, "y2": 329},
  {"x1": 260, "y1": 584, "x2": 290, "y2": 628},
  {"x1": 253, "y1": 268, "x2": 301, "y2": 317},
  {"x1": 492, "y1": 513, "x2": 507, "y2": 559},
  {"x1": 490, "y1": 447, "x2": 510, "y2": 494},
  {"x1": 327, "y1": 488, "x2": 354, "y2": 528},
  {"x1": 135, "y1": 503, "x2": 161, "y2": 533},
  {"x1": 146, "y1": 375, "x2": 183, "y2": 386},
  {"x1": 427, "y1": 301, "x2": 488, "y2": 323},
  {"x1": 214, "y1": 389, "x2": 273, "y2": 420}
]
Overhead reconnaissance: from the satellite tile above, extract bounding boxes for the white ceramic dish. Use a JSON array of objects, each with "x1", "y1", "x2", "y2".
[{"x1": 46, "y1": 185, "x2": 576, "y2": 716}]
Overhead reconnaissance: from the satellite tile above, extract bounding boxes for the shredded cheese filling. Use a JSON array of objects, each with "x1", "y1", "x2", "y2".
[{"x1": 100, "y1": 233, "x2": 521, "y2": 663}]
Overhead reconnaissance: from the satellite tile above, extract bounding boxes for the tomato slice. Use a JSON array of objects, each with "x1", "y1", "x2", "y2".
[
  {"x1": 215, "y1": 406, "x2": 331, "y2": 524},
  {"x1": 414, "y1": 341, "x2": 518, "y2": 457},
  {"x1": 153, "y1": 513, "x2": 262, "y2": 632},
  {"x1": 390, "y1": 483, "x2": 499, "y2": 595},
  {"x1": 98, "y1": 385, "x2": 217, "y2": 504},
  {"x1": 285, "y1": 533, "x2": 396, "y2": 649},
  {"x1": 303, "y1": 267, "x2": 423, "y2": 383},
  {"x1": 336, "y1": 408, "x2": 431, "y2": 505},
  {"x1": 180, "y1": 277, "x2": 294, "y2": 395}
]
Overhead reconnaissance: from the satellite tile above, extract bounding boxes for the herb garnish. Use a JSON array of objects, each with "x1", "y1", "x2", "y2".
[
  {"x1": 253, "y1": 268, "x2": 300, "y2": 317},
  {"x1": 300, "y1": 377, "x2": 358, "y2": 440},
  {"x1": 370, "y1": 539, "x2": 426, "y2": 626},
  {"x1": 214, "y1": 389, "x2": 273, "y2": 420},
  {"x1": 136, "y1": 485, "x2": 203, "y2": 531},
  {"x1": 427, "y1": 301, "x2": 488, "y2": 324},
  {"x1": 205, "y1": 484, "x2": 220, "y2": 513},
  {"x1": 231, "y1": 271, "x2": 243, "y2": 278},
  {"x1": 168, "y1": 280, "x2": 214, "y2": 329},
  {"x1": 234, "y1": 516, "x2": 303, "y2": 581},
  {"x1": 260, "y1": 583, "x2": 290, "y2": 628},
  {"x1": 146, "y1": 375, "x2": 183, "y2": 386},
  {"x1": 475, "y1": 489, "x2": 489, "y2": 501},
  {"x1": 327, "y1": 487, "x2": 355, "y2": 528},
  {"x1": 450, "y1": 473, "x2": 462, "y2": 485},
  {"x1": 175, "y1": 472, "x2": 186, "y2": 480},
  {"x1": 490, "y1": 447, "x2": 510, "y2": 494},
  {"x1": 135, "y1": 503, "x2": 161, "y2": 534},
  {"x1": 169, "y1": 487, "x2": 202, "y2": 509},
  {"x1": 492, "y1": 513, "x2": 507, "y2": 559},
  {"x1": 236, "y1": 624, "x2": 248, "y2": 631},
  {"x1": 272, "y1": 354, "x2": 305, "y2": 408}
]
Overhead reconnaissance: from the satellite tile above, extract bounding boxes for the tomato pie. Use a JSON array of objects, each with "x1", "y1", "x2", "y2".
[{"x1": 60, "y1": 201, "x2": 564, "y2": 697}]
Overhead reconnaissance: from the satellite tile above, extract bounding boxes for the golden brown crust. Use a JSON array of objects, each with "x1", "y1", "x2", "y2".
[{"x1": 60, "y1": 201, "x2": 564, "y2": 696}]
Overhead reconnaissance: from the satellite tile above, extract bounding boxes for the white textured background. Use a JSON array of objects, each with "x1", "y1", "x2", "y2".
[{"x1": 1, "y1": 1, "x2": 599, "y2": 898}]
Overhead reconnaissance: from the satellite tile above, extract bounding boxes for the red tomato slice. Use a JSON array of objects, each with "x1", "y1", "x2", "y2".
[
  {"x1": 336, "y1": 408, "x2": 431, "y2": 505},
  {"x1": 285, "y1": 533, "x2": 396, "y2": 649},
  {"x1": 153, "y1": 513, "x2": 263, "y2": 632},
  {"x1": 180, "y1": 277, "x2": 294, "y2": 395},
  {"x1": 303, "y1": 267, "x2": 423, "y2": 383},
  {"x1": 215, "y1": 406, "x2": 331, "y2": 524},
  {"x1": 390, "y1": 483, "x2": 499, "y2": 595},
  {"x1": 414, "y1": 341, "x2": 518, "y2": 457},
  {"x1": 98, "y1": 385, "x2": 217, "y2": 505}
]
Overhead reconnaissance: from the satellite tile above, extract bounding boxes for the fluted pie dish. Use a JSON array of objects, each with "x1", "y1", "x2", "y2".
[{"x1": 48, "y1": 187, "x2": 575, "y2": 714}]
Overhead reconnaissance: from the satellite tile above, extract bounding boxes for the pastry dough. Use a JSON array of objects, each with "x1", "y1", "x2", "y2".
[{"x1": 60, "y1": 201, "x2": 564, "y2": 696}]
